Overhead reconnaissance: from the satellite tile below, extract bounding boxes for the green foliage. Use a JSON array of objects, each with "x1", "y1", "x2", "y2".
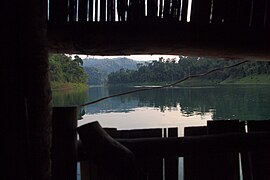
[
  {"x1": 49, "y1": 54, "x2": 88, "y2": 84},
  {"x1": 84, "y1": 67, "x2": 108, "y2": 85},
  {"x1": 108, "y1": 57, "x2": 270, "y2": 85}
]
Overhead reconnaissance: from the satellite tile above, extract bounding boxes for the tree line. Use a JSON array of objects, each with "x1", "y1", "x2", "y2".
[
  {"x1": 49, "y1": 54, "x2": 88, "y2": 84},
  {"x1": 108, "y1": 56, "x2": 270, "y2": 84}
]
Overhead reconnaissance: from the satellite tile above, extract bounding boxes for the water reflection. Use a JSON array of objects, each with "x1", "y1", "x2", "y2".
[
  {"x1": 52, "y1": 85, "x2": 270, "y2": 130},
  {"x1": 82, "y1": 85, "x2": 270, "y2": 120}
]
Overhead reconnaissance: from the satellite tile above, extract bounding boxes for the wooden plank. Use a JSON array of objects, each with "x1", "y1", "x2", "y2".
[
  {"x1": 206, "y1": 120, "x2": 245, "y2": 180},
  {"x1": 246, "y1": 120, "x2": 270, "y2": 180},
  {"x1": 181, "y1": 0, "x2": 188, "y2": 22},
  {"x1": 107, "y1": 0, "x2": 112, "y2": 21},
  {"x1": 184, "y1": 126, "x2": 208, "y2": 180},
  {"x1": 165, "y1": 128, "x2": 178, "y2": 180},
  {"x1": 119, "y1": 128, "x2": 162, "y2": 138},
  {"x1": 117, "y1": 0, "x2": 128, "y2": 21},
  {"x1": 127, "y1": 0, "x2": 145, "y2": 21},
  {"x1": 173, "y1": 0, "x2": 181, "y2": 20},
  {"x1": 49, "y1": 0, "x2": 69, "y2": 22},
  {"x1": 159, "y1": 0, "x2": 163, "y2": 18},
  {"x1": 143, "y1": 129, "x2": 163, "y2": 180},
  {"x1": 236, "y1": 0, "x2": 252, "y2": 27},
  {"x1": 80, "y1": 161, "x2": 90, "y2": 180},
  {"x1": 223, "y1": 0, "x2": 238, "y2": 25},
  {"x1": 104, "y1": 128, "x2": 120, "y2": 138},
  {"x1": 78, "y1": 0, "x2": 88, "y2": 22},
  {"x1": 266, "y1": 0, "x2": 270, "y2": 28},
  {"x1": 163, "y1": 0, "x2": 171, "y2": 19},
  {"x1": 147, "y1": 0, "x2": 158, "y2": 19},
  {"x1": 95, "y1": 0, "x2": 98, "y2": 21},
  {"x1": 250, "y1": 0, "x2": 267, "y2": 28},
  {"x1": 190, "y1": 0, "x2": 211, "y2": 24},
  {"x1": 211, "y1": 0, "x2": 226, "y2": 24},
  {"x1": 100, "y1": 0, "x2": 106, "y2": 21},
  {"x1": 52, "y1": 107, "x2": 77, "y2": 180},
  {"x1": 112, "y1": 0, "x2": 116, "y2": 21},
  {"x1": 122, "y1": 128, "x2": 163, "y2": 180},
  {"x1": 211, "y1": 0, "x2": 239, "y2": 24},
  {"x1": 88, "y1": 0, "x2": 94, "y2": 21},
  {"x1": 68, "y1": 0, "x2": 76, "y2": 22}
]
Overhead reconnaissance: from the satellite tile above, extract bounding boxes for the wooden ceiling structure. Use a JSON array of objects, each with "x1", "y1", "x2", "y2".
[{"x1": 48, "y1": 0, "x2": 270, "y2": 60}]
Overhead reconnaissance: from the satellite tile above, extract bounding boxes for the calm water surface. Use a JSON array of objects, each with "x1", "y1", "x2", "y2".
[{"x1": 53, "y1": 85, "x2": 270, "y2": 135}]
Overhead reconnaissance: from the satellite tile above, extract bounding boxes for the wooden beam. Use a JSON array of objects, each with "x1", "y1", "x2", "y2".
[
  {"x1": 77, "y1": 123, "x2": 270, "y2": 160},
  {"x1": 47, "y1": 22, "x2": 270, "y2": 61}
]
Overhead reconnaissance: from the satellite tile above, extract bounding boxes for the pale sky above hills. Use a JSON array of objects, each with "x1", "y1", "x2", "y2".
[{"x1": 76, "y1": 54, "x2": 180, "y2": 61}]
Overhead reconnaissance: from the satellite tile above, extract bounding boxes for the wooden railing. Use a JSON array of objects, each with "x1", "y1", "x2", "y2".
[{"x1": 77, "y1": 120, "x2": 270, "y2": 180}]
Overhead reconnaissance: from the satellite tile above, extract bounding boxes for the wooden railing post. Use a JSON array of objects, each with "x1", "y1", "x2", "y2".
[{"x1": 52, "y1": 106, "x2": 78, "y2": 180}]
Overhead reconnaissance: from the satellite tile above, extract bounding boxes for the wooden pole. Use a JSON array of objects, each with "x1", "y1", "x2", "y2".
[
  {"x1": 2, "y1": 0, "x2": 53, "y2": 179},
  {"x1": 52, "y1": 107, "x2": 78, "y2": 180},
  {"x1": 17, "y1": 0, "x2": 52, "y2": 179}
]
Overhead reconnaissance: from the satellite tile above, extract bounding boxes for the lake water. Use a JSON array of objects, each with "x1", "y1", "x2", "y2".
[
  {"x1": 53, "y1": 84, "x2": 270, "y2": 180},
  {"x1": 53, "y1": 84, "x2": 270, "y2": 135}
]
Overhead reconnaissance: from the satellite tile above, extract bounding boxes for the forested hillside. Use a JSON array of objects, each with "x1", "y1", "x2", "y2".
[
  {"x1": 83, "y1": 57, "x2": 143, "y2": 85},
  {"x1": 83, "y1": 57, "x2": 139, "y2": 72},
  {"x1": 108, "y1": 57, "x2": 270, "y2": 85},
  {"x1": 49, "y1": 54, "x2": 88, "y2": 90}
]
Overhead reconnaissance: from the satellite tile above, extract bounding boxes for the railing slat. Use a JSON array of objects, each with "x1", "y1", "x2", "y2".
[{"x1": 246, "y1": 120, "x2": 270, "y2": 180}]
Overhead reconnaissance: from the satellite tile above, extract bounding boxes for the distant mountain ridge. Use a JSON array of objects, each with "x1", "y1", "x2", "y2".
[
  {"x1": 83, "y1": 57, "x2": 144, "y2": 73},
  {"x1": 83, "y1": 57, "x2": 149, "y2": 85}
]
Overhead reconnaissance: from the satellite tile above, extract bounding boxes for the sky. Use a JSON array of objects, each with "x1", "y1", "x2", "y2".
[{"x1": 75, "y1": 54, "x2": 180, "y2": 61}]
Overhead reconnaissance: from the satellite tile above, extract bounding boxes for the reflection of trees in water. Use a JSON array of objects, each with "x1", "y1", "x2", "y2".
[
  {"x1": 84, "y1": 85, "x2": 270, "y2": 120},
  {"x1": 52, "y1": 89, "x2": 89, "y2": 106}
]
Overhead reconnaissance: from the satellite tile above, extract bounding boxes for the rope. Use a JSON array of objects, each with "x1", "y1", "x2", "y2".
[{"x1": 79, "y1": 60, "x2": 248, "y2": 107}]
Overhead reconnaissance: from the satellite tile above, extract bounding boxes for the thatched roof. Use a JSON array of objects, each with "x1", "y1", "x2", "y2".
[{"x1": 48, "y1": 0, "x2": 270, "y2": 60}]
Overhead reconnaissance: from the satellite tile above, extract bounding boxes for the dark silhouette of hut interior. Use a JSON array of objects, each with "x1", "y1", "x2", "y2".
[{"x1": 3, "y1": 0, "x2": 270, "y2": 179}]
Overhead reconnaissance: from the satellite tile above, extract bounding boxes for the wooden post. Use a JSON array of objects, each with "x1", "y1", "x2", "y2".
[
  {"x1": 246, "y1": 120, "x2": 270, "y2": 180},
  {"x1": 17, "y1": 0, "x2": 52, "y2": 179},
  {"x1": 206, "y1": 120, "x2": 245, "y2": 180},
  {"x1": 184, "y1": 126, "x2": 208, "y2": 180},
  {"x1": 165, "y1": 128, "x2": 178, "y2": 180},
  {"x1": 52, "y1": 107, "x2": 78, "y2": 180}
]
